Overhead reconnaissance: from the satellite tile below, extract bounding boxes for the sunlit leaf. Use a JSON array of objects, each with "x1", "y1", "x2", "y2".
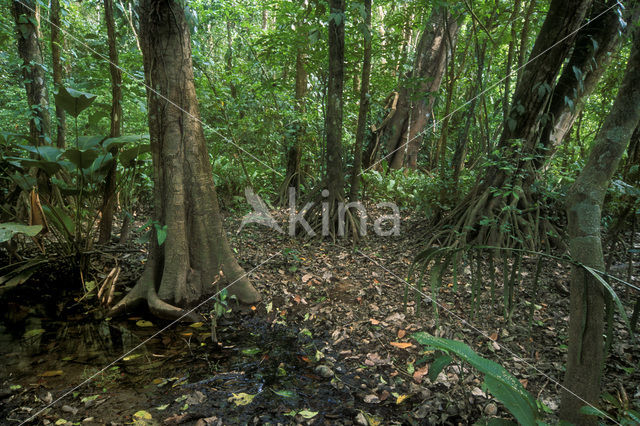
[
  {"x1": 54, "y1": 86, "x2": 97, "y2": 118},
  {"x1": 136, "y1": 320, "x2": 154, "y2": 327},
  {"x1": 228, "y1": 392, "x2": 255, "y2": 406}
]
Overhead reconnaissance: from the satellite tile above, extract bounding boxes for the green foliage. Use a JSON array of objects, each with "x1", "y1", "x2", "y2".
[
  {"x1": 0, "y1": 222, "x2": 42, "y2": 243},
  {"x1": 580, "y1": 392, "x2": 640, "y2": 425},
  {"x1": 412, "y1": 332, "x2": 545, "y2": 425}
]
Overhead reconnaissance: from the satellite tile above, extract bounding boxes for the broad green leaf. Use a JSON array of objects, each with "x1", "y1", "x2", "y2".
[
  {"x1": 18, "y1": 145, "x2": 62, "y2": 162},
  {"x1": 8, "y1": 157, "x2": 62, "y2": 176},
  {"x1": 583, "y1": 265, "x2": 634, "y2": 338},
  {"x1": 42, "y1": 205, "x2": 75, "y2": 236},
  {"x1": 428, "y1": 354, "x2": 453, "y2": 382},
  {"x1": 412, "y1": 332, "x2": 539, "y2": 425},
  {"x1": 103, "y1": 134, "x2": 149, "y2": 151},
  {"x1": 0, "y1": 222, "x2": 42, "y2": 242},
  {"x1": 579, "y1": 405, "x2": 607, "y2": 418},
  {"x1": 120, "y1": 144, "x2": 151, "y2": 167},
  {"x1": 64, "y1": 148, "x2": 99, "y2": 170},
  {"x1": 77, "y1": 135, "x2": 106, "y2": 150},
  {"x1": 54, "y1": 87, "x2": 97, "y2": 118},
  {"x1": 8, "y1": 172, "x2": 36, "y2": 191}
]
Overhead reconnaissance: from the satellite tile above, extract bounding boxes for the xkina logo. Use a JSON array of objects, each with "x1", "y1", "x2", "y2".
[{"x1": 238, "y1": 187, "x2": 400, "y2": 237}]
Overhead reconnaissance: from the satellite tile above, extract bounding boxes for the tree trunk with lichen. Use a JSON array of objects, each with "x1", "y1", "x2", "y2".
[
  {"x1": 109, "y1": 0, "x2": 260, "y2": 320},
  {"x1": 50, "y1": 0, "x2": 66, "y2": 148},
  {"x1": 433, "y1": 0, "x2": 592, "y2": 251},
  {"x1": 374, "y1": 5, "x2": 458, "y2": 170},
  {"x1": 12, "y1": 0, "x2": 50, "y2": 146},
  {"x1": 561, "y1": 19, "x2": 640, "y2": 424}
]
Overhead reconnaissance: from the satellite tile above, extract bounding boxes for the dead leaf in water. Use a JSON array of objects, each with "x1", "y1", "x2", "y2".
[
  {"x1": 40, "y1": 370, "x2": 63, "y2": 377},
  {"x1": 228, "y1": 392, "x2": 255, "y2": 406}
]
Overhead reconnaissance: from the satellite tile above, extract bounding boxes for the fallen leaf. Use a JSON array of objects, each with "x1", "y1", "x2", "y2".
[
  {"x1": 520, "y1": 378, "x2": 528, "y2": 388},
  {"x1": 40, "y1": 370, "x2": 63, "y2": 377},
  {"x1": 397, "y1": 329, "x2": 406, "y2": 339},
  {"x1": 189, "y1": 322, "x2": 204, "y2": 328},
  {"x1": 396, "y1": 394, "x2": 410, "y2": 404},
  {"x1": 136, "y1": 320, "x2": 154, "y2": 328},
  {"x1": 413, "y1": 366, "x2": 429, "y2": 383},
  {"x1": 489, "y1": 332, "x2": 498, "y2": 341},
  {"x1": 390, "y1": 342, "x2": 413, "y2": 349},
  {"x1": 301, "y1": 273, "x2": 313, "y2": 283},
  {"x1": 370, "y1": 318, "x2": 380, "y2": 325},
  {"x1": 228, "y1": 393, "x2": 255, "y2": 406},
  {"x1": 298, "y1": 409, "x2": 318, "y2": 419},
  {"x1": 364, "y1": 394, "x2": 380, "y2": 404}
]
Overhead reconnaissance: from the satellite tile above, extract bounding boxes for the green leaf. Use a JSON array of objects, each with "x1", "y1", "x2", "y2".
[
  {"x1": 272, "y1": 389, "x2": 297, "y2": 398},
  {"x1": 42, "y1": 205, "x2": 75, "y2": 236},
  {"x1": 18, "y1": 145, "x2": 62, "y2": 162},
  {"x1": 582, "y1": 265, "x2": 634, "y2": 338},
  {"x1": 8, "y1": 157, "x2": 62, "y2": 176},
  {"x1": 0, "y1": 222, "x2": 42, "y2": 243},
  {"x1": 54, "y1": 87, "x2": 97, "y2": 118},
  {"x1": 64, "y1": 147, "x2": 99, "y2": 169},
  {"x1": 412, "y1": 332, "x2": 539, "y2": 425},
  {"x1": 428, "y1": 354, "x2": 453, "y2": 382},
  {"x1": 120, "y1": 144, "x2": 151, "y2": 167},
  {"x1": 578, "y1": 405, "x2": 607, "y2": 418},
  {"x1": 77, "y1": 135, "x2": 106, "y2": 150},
  {"x1": 103, "y1": 134, "x2": 149, "y2": 152},
  {"x1": 154, "y1": 223, "x2": 167, "y2": 246}
]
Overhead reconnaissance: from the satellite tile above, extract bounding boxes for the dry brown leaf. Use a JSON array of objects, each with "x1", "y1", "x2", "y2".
[
  {"x1": 370, "y1": 318, "x2": 380, "y2": 325},
  {"x1": 397, "y1": 329, "x2": 406, "y2": 339},
  {"x1": 412, "y1": 366, "x2": 429, "y2": 383},
  {"x1": 489, "y1": 332, "x2": 498, "y2": 341},
  {"x1": 390, "y1": 342, "x2": 413, "y2": 349},
  {"x1": 29, "y1": 188, "x2": 49, "y2": 233}
]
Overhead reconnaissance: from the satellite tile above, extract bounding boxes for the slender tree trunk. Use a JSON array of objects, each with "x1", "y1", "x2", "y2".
[
  {"x1": 376, "y1": 5, "x2": 459, "y2": 170},
  {"x1": 349, "y1": 0, "x2": 371, "y2": 201},
  {"x1": 110, "y1": 0, "x2": 259, "y2": 320},
  {"x1": 325, "y1": 0, "x2": 346, "y2": 207},
  {"x1": 98, "y1": 0, "x2": 123, "y2": 244},
  {"x1": 12, "y1": 0, "x2": 51, "y2": 146},
  {"x1": 50, "y1": 0, "x2": 66, "y2": 148},
  {"x1": 538, "y1": 0, "x2": 625, "y2": 162},
  {"x1": 561, "y1": 19, "x2": 640, "y2": 424},
  {"x1": 503, "y1": 0, "x2": 521, "y2": 123},
  {"x1": 517, "y1": 0, "x2": 538, "y2": 84},
  {"x1": 278, "y1": 50, "x2": 307, "y2": 203}
]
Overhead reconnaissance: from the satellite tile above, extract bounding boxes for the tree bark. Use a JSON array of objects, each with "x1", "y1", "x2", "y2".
[
  {"x1": 349, "y1": 0, "x2": 371, "y2": 201},
  {"x1": 110, "y1": 0, "x2": 260, "y2": 320},
  {"x1": 538, "y1": 0, "x2": 626, "y2": 162},
  {"x1": 375, "y1": 5, "x2": 458, "y2": 170},
  {"x1": 434, "y1": 0, "x2": 592, "y2": 250},
  {"x1": 50, "y1": 0, "x2": 66, "y2": 148},
  {"x1": 12, "y1": 0, "x2": 51, "y2": 146},
  {"x1": 325, "y1": 0, "x2": 346, "y2": 203},
  {"x1": 98, "y1": 0, "x2": 123, "y2": 244},
  {"x1": 561, "y1": 17, "x2": 640, "y2": 424}
]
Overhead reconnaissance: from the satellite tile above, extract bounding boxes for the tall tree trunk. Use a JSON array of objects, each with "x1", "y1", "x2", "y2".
[
  {"x1": 503, "y1": 0, "x2": 521, "y2": 124},
  {"x1": 561, "y1": 18, "x2": 640, "y2": 424},
  {"x1": 12, "y1": 0, "x2": 51, "y2": 146},
  {"x1": 110, "y1": 0, "x2": 260, "y2": 320},
  {"x1": 325, "y1": 0, "x2": 346, "y2": 222},
  {"x1": 349, "y1": 0, "x2": 371, "y2": 201},
  {"x1": 538, "y1": 0, "x2": 625, "y2": 162},
  {"x1": 50, "y1": 0, "x2": 66, "y2": 148},
  {"x1": 98, "y1": 0, "x2": 123, "y2": 244},
  {"x1": 433, "y1": 0, "x2": 592, "y2": 250},
  {"x1": 375, "y1": 5, "x2": 459, "y2": 170},
  {"x1": 278, "y1": 50, "x2": 307, "y2": 204}
]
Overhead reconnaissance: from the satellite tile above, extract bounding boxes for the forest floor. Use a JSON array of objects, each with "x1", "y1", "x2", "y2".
[{"x1": 0, "y1": 205, "x2": 638, "y2": 425}]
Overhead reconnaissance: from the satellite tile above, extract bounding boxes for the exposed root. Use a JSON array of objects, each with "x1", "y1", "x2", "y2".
[
  {"x1": 108, "y1": 266, "x2": 202, "y2": 322},
  {"x1": 430, "y1": 179, "x2": 562, "y2": 252},
  {"x1": 294, "y1": 187, "x2": 362, "y2": 242}
]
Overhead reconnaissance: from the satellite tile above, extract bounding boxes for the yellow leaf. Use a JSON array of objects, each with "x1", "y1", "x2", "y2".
[
  {"x1": 40, "y1": 370, "x2": 63, "y2": 377},
  {"x1": 136, "y1": 320, "x2": 154, "y2": 327},
  {"x1": 396, "y1": 394, "x2": 410, "y2": 404},
  {"x1": 123, "y1": 354, "x2": 142, "y2": 361},
  {"x1": 55, "y1": 419, "x2": 68, "y2": 425},
  {"x1": 133, "y1": 410, "x2": 152, "y2": 419},
  {"x1": 189, "y1": 322, "x2": 204, "y2": 328},
  {"x1": 228, "y1": 392, "x2": 255, "y2": 406},
  {"x1": 389, "y1": 342, "x2": 413, "y2": 349}
]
